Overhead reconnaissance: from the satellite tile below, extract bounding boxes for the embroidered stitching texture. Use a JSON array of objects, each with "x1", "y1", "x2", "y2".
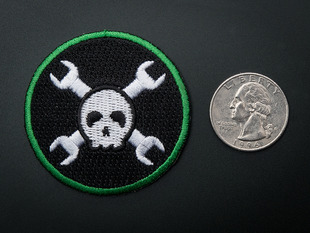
[
  {"x1": 79, "y1": 86, "x2": 135, "y2": 151},
  {"x1": 25, "y1": 31, "x2": 190, "y2": 195}
]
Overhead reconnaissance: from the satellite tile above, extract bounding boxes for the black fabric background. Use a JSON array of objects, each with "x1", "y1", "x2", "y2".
[
  {"x1": 30, "y1": 37, "x2": 183, "y2": 188},
  {"x1": 1, "y1": 1, "x2": 310, "y2": 232}
]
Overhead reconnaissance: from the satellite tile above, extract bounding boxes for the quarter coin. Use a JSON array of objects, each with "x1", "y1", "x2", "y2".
[{"x1": 210, "y1": 73, "x2": 289, "y2": 151}]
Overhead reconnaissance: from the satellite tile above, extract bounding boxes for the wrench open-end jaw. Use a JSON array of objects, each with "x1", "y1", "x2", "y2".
[
  {"x1": 123, "y1": 61, "x2": 166, "y2": 99},
  {"x1": 128, "y1": 129, "x2": 165, "y2": 166},
  {"x1": 49, "y1": 130, "x2": 85, "y2": 166},
  {"x1": 50, "y1": 60, "x2": 91, "y2": 98}
]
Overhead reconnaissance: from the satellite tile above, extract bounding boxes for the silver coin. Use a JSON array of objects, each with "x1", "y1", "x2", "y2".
[{"x1": 210, "y1": 73, "x2": 289, "y2": 151}]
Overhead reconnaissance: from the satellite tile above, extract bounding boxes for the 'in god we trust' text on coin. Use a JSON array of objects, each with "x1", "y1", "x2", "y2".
[{"x1": 210, "y1": 73, "x2": 289, "y2": 151}]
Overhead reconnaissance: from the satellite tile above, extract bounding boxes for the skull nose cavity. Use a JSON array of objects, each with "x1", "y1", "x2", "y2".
[{"x1": 102, "y1": 126, "x2": 110, "y2": 137}]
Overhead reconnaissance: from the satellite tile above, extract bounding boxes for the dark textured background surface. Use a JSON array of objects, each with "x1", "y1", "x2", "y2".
[{"x1": 1, "y1": 0, "x2": 310, "y2": 232}]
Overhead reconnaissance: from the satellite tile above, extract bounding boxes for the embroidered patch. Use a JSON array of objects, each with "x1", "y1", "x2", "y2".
[{"x1": 25, "y1": 31, "x2": 190, "y2": 195}]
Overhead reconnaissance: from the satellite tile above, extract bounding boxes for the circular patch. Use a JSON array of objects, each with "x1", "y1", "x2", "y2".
[{"x1": 25, "y1": 31, "x2": 190, "y2": 195}]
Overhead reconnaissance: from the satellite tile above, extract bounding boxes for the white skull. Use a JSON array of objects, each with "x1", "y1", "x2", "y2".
[{"x1": 79, "y1": 87, "x2": 135, "y2": 149}]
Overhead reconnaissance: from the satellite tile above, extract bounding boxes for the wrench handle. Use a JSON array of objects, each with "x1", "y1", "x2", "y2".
[{"x1": 70, "y1": 79, "x2": 91, "y2": 98}]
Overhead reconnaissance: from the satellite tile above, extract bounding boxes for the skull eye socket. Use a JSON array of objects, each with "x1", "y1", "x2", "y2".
[
  {"x1": 86, "y1": 111, "x2": 103, "y2": 127},
  {"x1": 110, "y1": 111, "x2": 126, "y2": 128}
]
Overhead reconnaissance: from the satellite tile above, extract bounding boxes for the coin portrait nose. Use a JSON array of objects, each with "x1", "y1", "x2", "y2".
[{"x1": 229, "y1": 99, "x2": 235, "y2": 109}]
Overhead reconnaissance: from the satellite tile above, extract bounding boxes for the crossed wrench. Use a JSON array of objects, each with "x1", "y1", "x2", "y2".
[{"x1": 49, "y1": 60, "x2": 166, "y2": 166}]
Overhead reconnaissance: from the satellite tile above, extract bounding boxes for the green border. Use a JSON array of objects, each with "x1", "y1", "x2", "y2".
[{"x1": 25, "y1": 30, "x2": 190, "y2": 195}]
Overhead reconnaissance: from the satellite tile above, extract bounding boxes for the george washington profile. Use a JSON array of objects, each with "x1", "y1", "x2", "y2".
[{"x1": 230, "y1": 82, "x2": 273, "y2": 141}]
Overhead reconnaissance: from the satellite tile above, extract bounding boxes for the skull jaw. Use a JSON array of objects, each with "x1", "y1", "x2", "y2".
[{"x1": 88, "y1": 138, "x2": 126, "y2": 151}]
